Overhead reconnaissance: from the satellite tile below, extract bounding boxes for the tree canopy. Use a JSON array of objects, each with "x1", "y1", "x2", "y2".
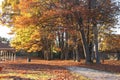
[{"x1": 1, "y1": 0, "x2": 120, "y2": 63}]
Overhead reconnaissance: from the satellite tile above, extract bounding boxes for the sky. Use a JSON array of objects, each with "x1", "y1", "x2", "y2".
[
  {"x1": 0, "y1": 25, "x2": 14, "y2": 39},
  {"x1": 0, "y1": 0, "x2": 119, "y2": 39},
  {"x1": 0, "y1": 0, "x2": 14, "y2": 39}
]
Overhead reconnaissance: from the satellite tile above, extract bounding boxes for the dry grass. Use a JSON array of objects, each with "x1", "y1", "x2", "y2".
[
  {"x1": 0, "y1": 57, "x2": 120, "y2": 80},
  {"x1": 0, "y1": 58, "x2": 90, "y2": 80}
]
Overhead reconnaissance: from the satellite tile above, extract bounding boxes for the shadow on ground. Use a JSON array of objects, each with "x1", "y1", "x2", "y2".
[
  {"x1": 0, "y1": 76, "x2": 32, "y2": 80},
  {"x1": 6, "y1": 63, "x2": 66, "y2": 71}
]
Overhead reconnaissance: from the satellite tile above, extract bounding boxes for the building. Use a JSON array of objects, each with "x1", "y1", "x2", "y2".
[{"x1": 0, "y1": 41, "x2": 16, "y2": 61}]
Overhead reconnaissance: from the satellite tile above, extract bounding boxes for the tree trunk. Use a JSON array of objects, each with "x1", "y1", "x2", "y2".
[
  {"x1": 65, "y1": 31, "x2": 69, "y2": 60},
  {"x1": 27, "y1": 53, "x2": 31, "y2": 62},
  {"x1": 117, "y1": 51, "x2": 120, "y2": 60},
  {"x1": 78, "y1": 44, "x2": 85, "y2": 59},
  {"x1": 73, "y1": 49, "x2": 76, "y2": 61},
  {"x1": 76, "y1": 45, "x2": 80, "y2": 62},
  {"x1": 60, "y1": 32, "x2": 65, "y2": 60},
  {"x1": 65, "y1": 49, "x2": 69, "y2": 60},
  {"x1": 50, "y1": 45, "x2": 53, "y2": 60},
  {"x1": 93, "y1": 25, "x2": 100, "y2": 64},
  {"x1": 79, "y1": 27, "x2": 91, "y2": 63},
  {"x1": 89, "y1": 42, "x2": 94, "y2": 63},
  {"x1": 75, "y1": 11, "x2": 91, "y2": 63}
]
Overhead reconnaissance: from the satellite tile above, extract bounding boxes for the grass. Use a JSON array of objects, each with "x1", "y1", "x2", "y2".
[
  {"x1": 71, "y1": 72, "x2": 91, "y2": 80},
  {"x1": 1, "y1": 58, "x2": 120, "y2": 80},
  {"x1": 0, "y1": 70, "x2": 56, "y2": 80},
  {"x1": 0, "y1": 70, "x2": 90, "y2": 80}
]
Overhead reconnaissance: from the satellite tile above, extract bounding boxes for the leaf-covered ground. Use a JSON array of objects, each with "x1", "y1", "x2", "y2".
[
  {"x1": 0, "y1": 58, "x2": 120, "y2": 80},
  {"x1": 0, "y1": 58, "x2": 88, "y2": 80}
]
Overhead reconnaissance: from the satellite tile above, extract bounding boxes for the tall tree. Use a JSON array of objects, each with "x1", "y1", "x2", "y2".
[{"x1": 1, "y1": 0, "x2": 119, "y2": 63}]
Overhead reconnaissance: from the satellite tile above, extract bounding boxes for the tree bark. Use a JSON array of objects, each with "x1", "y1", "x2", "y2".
[
  {"x1": 93, "y1": 25, "x2": 100, "y2": 64},
  {"x1": 64, "y1": 31, "x2": 69, "y2": 60},
  {"x1": 73, "y1": 49, "x2": 76, "y2": 61},
  {"x1": 76, "y1": 45, "x2": 80, "y2": 62},
  {"x1": 79, "y1": 29, "x2": 91, "y2": 63},
  {"x1": 60, "y1": 32, "x2": 65, "y2": 60},
  {"x1": 117, "y1": 51, "x2": 120, "y2": 60},
  {"x1": 76, "y1": 12, "x2": 91, "y2": 63}
]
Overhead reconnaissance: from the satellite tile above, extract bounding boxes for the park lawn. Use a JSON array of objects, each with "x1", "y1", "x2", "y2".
[
  {"x1": 0, "y1": 70, "x2": 90, "y2": 80},
  {"x1": 0, "y1": 70, "x2": 56, "y2": 80},
  {"x1": 0, "y1": 58, "x2": 120, "y2": 80},
  {"x1": 0, "y1": 59, "x2": 90, "y2": 80}
]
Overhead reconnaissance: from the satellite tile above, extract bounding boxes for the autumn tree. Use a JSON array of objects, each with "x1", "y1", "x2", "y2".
[
  {"x1": 1, "y1": 0, "x2": 119, "y2": 63},
  {"x1": 1, "y1": 0, "x2": 60, "y2": 60},
  {"x1": 88, "y1": 0, "x2": 119, "y2": 63},
  {"x1": 100, "y1": 34, "x2": 120, "y2": 60},
  {"x1": 45, "y1": 0, "x2": 119, "y2": 63}
]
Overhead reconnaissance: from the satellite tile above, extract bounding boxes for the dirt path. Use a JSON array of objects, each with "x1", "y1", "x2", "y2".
[{"x1": 66, "y1": 66, "x2": 120, "y2": 80}]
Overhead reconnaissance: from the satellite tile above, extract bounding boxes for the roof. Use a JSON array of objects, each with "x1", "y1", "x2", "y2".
[{"x1": 0, "y1": 41, "x2": 15, "y2": 51}]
